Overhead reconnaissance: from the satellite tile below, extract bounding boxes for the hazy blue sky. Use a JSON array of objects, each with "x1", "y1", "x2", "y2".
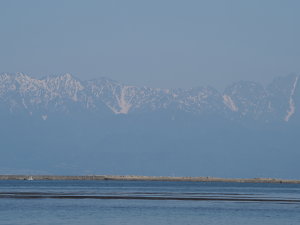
[{"x1": 0, "y1": 0, "x2": 299, "y2": 90}]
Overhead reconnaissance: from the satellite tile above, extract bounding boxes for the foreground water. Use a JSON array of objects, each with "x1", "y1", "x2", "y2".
[{"x1": 0, "y1": 180, "x2": 300, "y2": 225}]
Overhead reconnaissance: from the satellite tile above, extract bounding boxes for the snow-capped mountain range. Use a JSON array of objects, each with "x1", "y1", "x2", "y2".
[
  {"x1": 0, "y1": 73, "x2": 299, "y2": 123},
  {"x1": 1, "y1": 73, "x2": 300, "y2": 177}
]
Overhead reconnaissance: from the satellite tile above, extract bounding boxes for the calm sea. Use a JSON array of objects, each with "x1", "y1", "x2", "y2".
[{"x1": 0, "y1": 180, "x2": 300, "y2": 225}]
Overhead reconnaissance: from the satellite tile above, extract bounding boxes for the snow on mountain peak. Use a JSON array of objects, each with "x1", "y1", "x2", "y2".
[
  {"x1": 223, "y1": 95, "x2": 238, "y2": 112},
  {"x1": 0, "y1": 73, "x2": 299, "y2": 122},
  {"x1": 285, "y1": 75, "x2": 299, "y2": 121}
]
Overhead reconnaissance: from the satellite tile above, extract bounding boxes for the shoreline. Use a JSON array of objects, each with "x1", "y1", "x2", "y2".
[{"x1": 0, "y1": 175, "x2": 300, "y2": 184}]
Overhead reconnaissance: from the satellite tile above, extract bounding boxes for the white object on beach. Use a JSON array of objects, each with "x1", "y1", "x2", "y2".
[{"x1": 27, "y1": 176, "x2": 34, "y2": 181}]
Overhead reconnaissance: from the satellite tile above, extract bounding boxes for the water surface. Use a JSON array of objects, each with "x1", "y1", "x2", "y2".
[{"x1": 0, "y1": 180, "x2": 299, "y2": 225}]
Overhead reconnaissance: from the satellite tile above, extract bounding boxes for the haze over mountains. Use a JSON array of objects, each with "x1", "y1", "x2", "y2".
[
  {"x1": 0, "y1": 73, "x2": 299, "y2": 122},
  {"x1": 0, "y1": 73, "x2": 299, "y2": 178}
]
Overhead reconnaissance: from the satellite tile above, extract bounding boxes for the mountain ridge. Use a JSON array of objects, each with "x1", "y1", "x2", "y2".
[
  {"x1": 0, "y1": 72, "x2": 299, "y2": 123},
  {"x1": 0, "y1": 73, "x2": 300, "y2": 177}
]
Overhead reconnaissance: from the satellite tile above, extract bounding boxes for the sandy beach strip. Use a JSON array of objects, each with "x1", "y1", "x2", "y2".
[{"x1": 0, "y1": 175, "x2": 300, "y2": 184}]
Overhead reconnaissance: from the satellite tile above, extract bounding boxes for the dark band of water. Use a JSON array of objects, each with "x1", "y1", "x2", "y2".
[{"x1": 1, "y1": 192, "x2": 300, "y2": 203}]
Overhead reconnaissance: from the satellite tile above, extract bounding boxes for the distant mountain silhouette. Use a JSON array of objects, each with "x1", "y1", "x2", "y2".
[{"x1": 0, "y1": 73, "x2": 299, "y2": 178}]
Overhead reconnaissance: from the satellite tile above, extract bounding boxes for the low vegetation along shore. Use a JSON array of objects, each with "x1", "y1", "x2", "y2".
[{"x1": 0, "y1": 175, "x2": 300, "y2": 184}]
